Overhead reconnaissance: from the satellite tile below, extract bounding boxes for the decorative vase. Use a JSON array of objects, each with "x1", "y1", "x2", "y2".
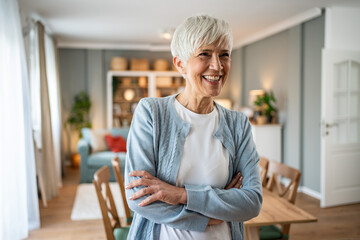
[{"x1": 71, "y1": 153, "x2": 81, "y2": 168}]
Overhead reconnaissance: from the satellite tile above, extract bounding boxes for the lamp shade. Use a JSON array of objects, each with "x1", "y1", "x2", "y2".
[{"x1": 248, "y1": 89, "x2": 265, "y2": 108}]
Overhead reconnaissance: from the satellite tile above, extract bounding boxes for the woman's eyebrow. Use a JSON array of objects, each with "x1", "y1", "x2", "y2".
[{"x1": 200, "y1": 49, "x2": 230, "y2": 52}]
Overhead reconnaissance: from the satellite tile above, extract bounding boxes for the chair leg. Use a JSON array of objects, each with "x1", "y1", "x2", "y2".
[{"x1": 281, "y1": 224, "x2": 290, "y2": 239}]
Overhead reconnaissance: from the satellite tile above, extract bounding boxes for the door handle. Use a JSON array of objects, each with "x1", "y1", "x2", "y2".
[{"x1": 325, "y1": 123, "x2": 338, "y2": 128}]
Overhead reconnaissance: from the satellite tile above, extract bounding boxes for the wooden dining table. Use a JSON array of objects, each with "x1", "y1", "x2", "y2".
[{"x1": 244, "y1": 189, "x2": 317, "y2": 240}]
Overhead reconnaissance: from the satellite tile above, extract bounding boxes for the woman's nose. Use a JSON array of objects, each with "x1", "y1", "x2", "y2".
[{"x1": 209, "y1": 55, "x2": 223, "y2": 70}]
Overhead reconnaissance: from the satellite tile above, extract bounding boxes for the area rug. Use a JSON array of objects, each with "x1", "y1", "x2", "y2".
[{"x1": 71, "y1": 183, "x2": 126, "y2": 221}]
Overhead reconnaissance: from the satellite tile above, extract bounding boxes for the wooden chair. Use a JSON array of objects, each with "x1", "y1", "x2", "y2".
[
  {"x1": 93, "y1": 166, "x2": 130, "y2": 240},
  {"x1": 260, "y1": 160, "x2": 301, "y2": 240},
  {"x1": 112, "y1": 157, "x2": 133, "y2": 226},
  {"x1": 259, "y1": 156, "x2": 269, "y2": 187}
]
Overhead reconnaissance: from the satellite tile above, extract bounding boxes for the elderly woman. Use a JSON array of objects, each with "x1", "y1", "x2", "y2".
[{"x1": 125, "y1": 15, "x2": 262, "y2": 240}]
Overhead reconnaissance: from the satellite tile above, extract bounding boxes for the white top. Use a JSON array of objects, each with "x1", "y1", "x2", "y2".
[{"x1": 159, "y1": 99, "x2": 231, "y2": 240}]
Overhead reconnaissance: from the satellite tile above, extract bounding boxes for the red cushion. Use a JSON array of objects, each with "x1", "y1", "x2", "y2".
[{"x1": 105, "y1": 135, "x2": 127, "y2": 152}]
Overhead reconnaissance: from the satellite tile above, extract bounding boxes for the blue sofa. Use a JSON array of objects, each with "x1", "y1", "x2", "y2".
[{"x1": 77, "y1": 127, "x2": 129, "y2": 183}]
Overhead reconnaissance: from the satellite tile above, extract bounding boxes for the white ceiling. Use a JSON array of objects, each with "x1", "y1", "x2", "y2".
[{"x1": 18, "y1": 0, "x2": 360, "y2": 49}]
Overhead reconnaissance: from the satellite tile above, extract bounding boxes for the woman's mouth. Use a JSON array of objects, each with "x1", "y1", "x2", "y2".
[{"x1": 203, "y1": 75, "x2": 222, "y2": 85}]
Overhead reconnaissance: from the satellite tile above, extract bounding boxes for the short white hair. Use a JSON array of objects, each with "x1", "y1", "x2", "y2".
[{"x1": 171, "y1": 14, "x2": 233, "y2": 63}]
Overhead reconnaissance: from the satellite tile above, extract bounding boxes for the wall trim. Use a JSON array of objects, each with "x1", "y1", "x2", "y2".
[
  {"x1": 299, "y1": 186, "x2": 321, "y2": 200},
  {"x1": 233, "y1": 8, "x2": 322, "y2": 49},
  {"x1": 57, "y1": 41, "x2": 171, "y2": 51},
  {"x1": 281, "y1": 178, "x2": 321, "y2": 200}
]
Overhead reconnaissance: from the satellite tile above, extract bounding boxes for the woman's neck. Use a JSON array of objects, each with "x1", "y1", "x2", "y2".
[{"x1": 176, "y1": 92, "x2": 214, "y2": 114}]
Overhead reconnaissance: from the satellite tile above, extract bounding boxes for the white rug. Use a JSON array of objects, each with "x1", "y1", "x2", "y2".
[{"x1": 71, "y1": 183, "x2": 126, "y2": 221}]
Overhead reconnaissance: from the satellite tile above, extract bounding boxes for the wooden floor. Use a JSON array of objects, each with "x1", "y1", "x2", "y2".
[{"x1": 26, "y1": 166, "x2": 360, "y2": 240}]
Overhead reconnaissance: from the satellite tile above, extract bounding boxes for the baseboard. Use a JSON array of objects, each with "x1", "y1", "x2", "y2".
[
  {"x1": 279, "y1": 178, "x2": 322, "y2": 200},
  {"x1": 299, "y1": 186, "x2": 321, "y2": 200}
]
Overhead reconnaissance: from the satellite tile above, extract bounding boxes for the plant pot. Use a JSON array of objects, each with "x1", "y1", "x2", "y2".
[
  {"x1": 267, "y1": 115, "x2": 272, "y2": 123},
  {"x1": 256, "y1": 115, "x2": 267, "y2": 125},
  {"x1": 253, "y1": 110, "x2": 262, "y2": 123}
]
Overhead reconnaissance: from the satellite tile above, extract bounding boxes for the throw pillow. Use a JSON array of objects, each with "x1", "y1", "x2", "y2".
[
  {"x1": 105, "y1": 135, "x2": 127, "y2": 152},
  {"x1": 89, "y1": 129, "x2": 109, "y2": 152}
]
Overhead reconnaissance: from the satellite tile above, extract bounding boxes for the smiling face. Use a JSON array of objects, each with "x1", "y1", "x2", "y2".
[{"x1": 175, "y1": 42, "x2": 231, "y2": 99}]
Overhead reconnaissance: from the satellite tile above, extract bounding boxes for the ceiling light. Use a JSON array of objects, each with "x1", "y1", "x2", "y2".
[{"x1": 160, "y1": 28, "x2": 174, "y2": 40}]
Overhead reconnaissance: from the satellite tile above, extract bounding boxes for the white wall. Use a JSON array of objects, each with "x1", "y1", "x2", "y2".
[{"x1": 325, "y1": 7, "x2": 360, "y2": 50}]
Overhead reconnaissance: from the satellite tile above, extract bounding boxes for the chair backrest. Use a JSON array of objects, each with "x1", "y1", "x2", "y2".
[
  {"x1": 93, "y1": 166, "x2": 121, "y2": 240},
  {"x1": 112, "y1": 157, "x2": 132, "y2": 225},
  {"x1": 266, "y1": 160, "x2": 301, "y2": 204},
  {"x1": 259, "y1": 156, "x2": 269, "y2": 187}
]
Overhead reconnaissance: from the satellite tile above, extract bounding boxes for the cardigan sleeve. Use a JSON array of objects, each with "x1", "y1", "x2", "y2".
[
  {"x1": 124, "y1": 99, "x2": 209, "y2": 231},
  {"x1": 185, "y1": 115, "x2": 263, "y2": 222}
]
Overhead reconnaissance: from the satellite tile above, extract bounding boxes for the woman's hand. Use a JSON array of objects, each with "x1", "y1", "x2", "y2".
[
  {"x1": 225, "y1": 172, "x2": 243, "y2": 190},
  {"x1": 208, "y1": 218, "x2": 224, "y2": 225},
  {"x1": 126, "y1": 170, "x2": 187, "y2": 207}
]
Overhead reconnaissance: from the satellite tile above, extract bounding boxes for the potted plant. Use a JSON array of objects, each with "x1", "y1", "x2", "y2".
[
  {"x1": 253, "y1": 90, "x2": 277, "y2": 124},
  {"x1": 66, "y1": 91, "x2": 92, "y2": 137},
  {"x1": 66, "y1": 91, "x2": 92, "y2": 167}
]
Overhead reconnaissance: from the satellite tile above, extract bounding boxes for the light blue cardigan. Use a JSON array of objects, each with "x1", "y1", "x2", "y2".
[{"x1": 124, "y1": 94, "x2": 262, "y2": 240}]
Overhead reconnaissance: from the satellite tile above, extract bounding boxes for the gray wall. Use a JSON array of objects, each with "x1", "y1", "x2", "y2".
[
  {"x1": 240, "y1": 15, "x2": 324, "y2": 192},
  {"x1": 87, "y1": 50, "x2": 104, "y2": 129},
  {"x1": 58, "y1": 49, "x2": 87, "y2": 156},
  {"x1": 59, "y1": 49, "x2": 87, "y2": 116},
  {"x1": 302, "y1": 16, "x2": 324, "y2": 192},
  {"x1": 242, "y1": 28, "x2": 302, "y2": 170},
  {"x1": 224, "y1": 48, "x2": 243, "y2": 109}
]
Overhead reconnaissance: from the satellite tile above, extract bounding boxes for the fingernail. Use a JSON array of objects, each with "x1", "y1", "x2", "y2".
[
  {"x1": 125, "y1": 185, "x2": 129, "y2": 189},
  {"x1": 129, "y1": 195, "x2": 133, "y2": 200},
  {"x1": 240, "y1": 176, "x2": 244, "y2": 180},
  {"x1": 237, "y1": 172, "x2": 241, "y2": 176},
  {"x1": 240, "y1": 185, "x2": 243, "y2": 188},
  {"x1": 138, "y1": 201, "x2": 143, "y2": 206}
]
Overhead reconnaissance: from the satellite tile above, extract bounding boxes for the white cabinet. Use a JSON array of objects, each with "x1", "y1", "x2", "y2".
[
  {"x1": 251, "y1": 124, "x2": 282, "y2": 162},
  {"x1": 107, "y1": 70, "x2": 183, "y2": 128}
]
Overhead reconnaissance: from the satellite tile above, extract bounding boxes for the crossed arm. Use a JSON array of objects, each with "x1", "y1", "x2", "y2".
[
  {"x1": 126, "y1": 170, "x2": 244, "y2": 225},
  {"x1": 124, "y1": 100, "x2": 262, "y2": 231}
]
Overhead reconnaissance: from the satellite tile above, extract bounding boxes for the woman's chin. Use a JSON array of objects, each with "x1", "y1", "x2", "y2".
[
  {"x1": 205, "y1": 89, "x2": 222, "y2": 98},
  {"x1": 202, "y1": 82, "x2": 223, "y2": 97}
]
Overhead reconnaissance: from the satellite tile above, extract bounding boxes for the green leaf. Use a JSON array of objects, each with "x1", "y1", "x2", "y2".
[{"x1": 66, "y1": 91, "x2": 92, "y2": 137}]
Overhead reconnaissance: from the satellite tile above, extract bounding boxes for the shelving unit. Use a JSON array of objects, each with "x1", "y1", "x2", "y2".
[{"x1": 107, "y1": 70, "x2": 183, "y2": 128}]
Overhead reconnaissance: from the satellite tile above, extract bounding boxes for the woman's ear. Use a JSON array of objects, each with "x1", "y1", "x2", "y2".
[{"x1": 173, "y1": 57, "x2": 186, "y2": 74}]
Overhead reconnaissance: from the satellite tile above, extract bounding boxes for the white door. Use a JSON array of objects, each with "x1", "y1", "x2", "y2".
[{"x1": 321, "y1": 49, "x2": 360, "y2": 207}]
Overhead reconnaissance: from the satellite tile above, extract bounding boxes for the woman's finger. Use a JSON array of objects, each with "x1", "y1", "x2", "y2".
[
  {"x1": 233, "y1": 176, "x2": 244, "y2": 189},
  {"x1": 225, "y1": 172, "x2": 242, "y2": 190},
  {"x1": 126, "y1": 177, "x2": 152, "y2": 189},
  {"x1": 138, "y1": 193, "x2": 159, "y2": 207},
  {"x1": 129, "y1": 186, "x2": 153, "y2": 200}
]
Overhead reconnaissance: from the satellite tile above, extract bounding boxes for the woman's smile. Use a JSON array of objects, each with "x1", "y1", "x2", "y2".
[{"x1": 203, "y1": 75, "x2": 222, "y2": 85}]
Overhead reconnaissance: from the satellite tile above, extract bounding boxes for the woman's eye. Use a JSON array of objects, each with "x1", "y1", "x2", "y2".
[
  {"x1": 221, "y1": 53, "x2": 230, "y2": 57},
  {"x1": 199, "y1": 52, "x2": 210, "y2": 56}
]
